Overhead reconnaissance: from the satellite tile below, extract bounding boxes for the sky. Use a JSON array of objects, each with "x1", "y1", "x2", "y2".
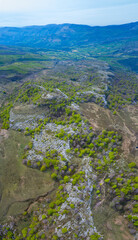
[{"x1": 0, "y1": 0, "x2": 138, "y2": 27}]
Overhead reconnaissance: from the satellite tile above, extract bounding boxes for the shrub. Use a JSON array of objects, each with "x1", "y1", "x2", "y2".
[
  {"x1": 102, "y1": 130, "x2": 107, "y2": 135},
  {"x1": 65, "y1": 108, "x2": 71, "y2": 116},
  {"x1": 72, "y1": 178, "x2": 77, "y2": 185},
  {"x1": 89, "y1": 143, "x2": 94, "y2": 149},
  {"x1": 66, "y1": 149, "x2": 71, "y2": 154},
  {"x1": 36, "y1": 161, "x2": 41, "y2": 167},
  {"x1": 22, "y1": 228, "x2": 28, "y2": 238},
  {"x1": 104, "y1": 178, "x2": 110, "y2": 183},
  {"x1": 70, "y1": 204, "x2": 75, "y2": 208},
  {"x1": 64, "y1": 176, "x2": 70, "y2": 183},
  {"x1": 134, "y1": 176, "x2": 138, "y2": 183},
  {"x1": 93, "y1": 184, "x2": 96, "y2": 189},
  {"x1": 133, "y1": 183, "x2": 138, "y2": 189},
  {"x1": 41, "y1": 233, "x2": 46, "y2": 238},
  {"x1": 40, "y1": 165, "x2": 46, "y2": 172},
  {"x1": 128, "y1": 162, "x2": 136, "y2": 168},
  {"x1": 134, "y1": 195, "x2": 138, "y2": 201},
  {"x1": 121, "y1": 186, "x2": 132, "y2": 195},
  {"x1": 74, "y1": 148, "x2": 79, "y2": 153},
  {"x1": 89, "y1": 151, "x2": 95, "y2": 157},
  {"x1": 62, "y1": 165, "x2": 67, "y2": 171},
  {"x1": 51, "y1": 173, "x2": 58, "y2": 180},
  {"x1": 42, "y1": 214, "x2": 46, "y2": 220},
  {"x1": 90, "y1": 232, "x2": 101, "y2": 240},
  {"x1": 28, "y1": 141, "x2": 33, "y2": 149},
  {"x1": 62, "y1": 210, "x2": 69, "y2": 215},
  {"x1": 134, "y1": 221, "x2": 138, "y2": 227},
  {"x1": 62, "y1": 228, "x2": 68, "y2": 234},
  {"x1": 58, "y1": 185, "x2": 64, "y2": 191},
  {"x1": 27, "y1": 160, "x2": 31, "y2": 167},
  {"x1": 49, "y1": 202, "x2": 55, "y2": 208},
  {"x1": 52, "y1": 235, "x2": 58, "y2": 240},
  {"x1": 116, "y1": 177, "x2": 123, "y2": 183},
  {"x1": 47, "y1": 208, "x2": 55, "y2": 216},
  {"x1": 23, "y1": 211, "x2": 27, "y2": 216},
  {"x1": 133, "y1": 207, "x2": 138, "y2": 214},
  {"x1": 132, "y1": 216, "x2": 138, "y2": 221},
  {"x1": 55, "y1": 199, "x2": 63, "y2": 206},
  {"x1": 7, "y1": 231, "x2": 13, "y2": 238},
  {"x1": 109, "y1": 151, "x2": 115, "y2": 160},
  {"x1": 127, "y1": 215, "x2": 132, "y2": 221}
]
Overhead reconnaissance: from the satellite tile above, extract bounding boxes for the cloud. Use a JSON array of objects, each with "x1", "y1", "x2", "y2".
[
  {"x1": 0, "y1": 2, "x2": 137, "y2": 27},
  {"x1": 0, "y1": 0, "x2": 138, "y2": 12},
  {"x1": 0, "y1": 0, "x2": 55, "y2": 12}
]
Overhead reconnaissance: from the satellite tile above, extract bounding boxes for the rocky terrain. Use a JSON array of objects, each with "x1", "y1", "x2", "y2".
[{"x1": 0, "y1": 45, "x2": 137, "y2": 240}]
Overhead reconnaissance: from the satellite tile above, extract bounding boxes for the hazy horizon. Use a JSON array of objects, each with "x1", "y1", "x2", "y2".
[
  {"x1": 0, "y1": 0, "x2": 138, "y2": 27},
  {"x1": 0, "y1": 20, "x2": 138, "y2": 29}
]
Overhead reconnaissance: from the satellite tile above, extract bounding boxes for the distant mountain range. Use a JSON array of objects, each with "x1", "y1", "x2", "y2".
[{"x1": 0, "y1": 22, "x2": 138, "y2": 50}]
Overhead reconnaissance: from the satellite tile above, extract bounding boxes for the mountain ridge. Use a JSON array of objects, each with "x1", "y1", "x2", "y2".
[{"x1": 0, "y1": 21, "x2": 138, "y2": 49}]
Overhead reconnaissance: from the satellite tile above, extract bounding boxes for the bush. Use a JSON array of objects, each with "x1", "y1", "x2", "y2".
[
  {"x1": 58, "y1": 185, "x2": 64, "y2": 191},
  {"x1": 64, "y1": 176, "x2": 70, "y2": 183},
  {"x1": 127, "y1": 215, "x2": 132, "y2": 221},
  {"x1": 74, "y1": 148, "x2": 79, "y2": 153},
  {"x1": 89, "y1": 143, "x2": 94, "y2": 149},
  {"x1": 134, "y1": 176, "x2": 138, "y2": 183},
  {"x1": 7, "y1": 231, "x2": 13, "y2": 238},
  {"x1": 52, "y1": 235, "x2": 58, "y2": 240},
  {"x1": 70, "y1": 204, "x2": 75, "y2": 208},
  {"x1": 41, "y1": 233, "x2": 46, "y2": 239},
  {"x1": 37, "y1": 161, "x2": 41, "y2": 167},
  {"x1": 42, "y1": 214, "x2": 46, "y2": 220},
  {"x1": 40, "y1": 165, "x2": 46, "y2": 172},
  {"x1": 22, "y1": 228, "x2": 28, "y2": 238},
  {"x1": 134, "y1": 195, "x2": 138, "y2": 201},
  {"x1": 62, "y1": 228, "x2": 68, "y2": 234},
  {"x1": 134, "y1": 221, "x2": 138, "y2": 227},
  {"x1": 90, "y1": 232, "x2": 101, "y2": 240},
  {"x1": 27, "y1": 160, "x2": 31, "y2": 167},
  {"x1": 109, "y1": 151, "x2": 115, "y2": 160},
  {"x1": 28, "y1": 141, "x2": 33, "y2": 149},
  {"x1": 104, "y1": 178, "x2": 110, "y2": 183},
  {"x1": 49, "y1": 202, "x2": 55, "y2": 208},
  {"x1": 51, "y1": 172, "x2": 58, "y2": 180},
  {"x1": 23, "y1": 211, "x2": 27, "y2": 216},
  {"x1": 47, "y1": 208, "x2": 56, "y2": 216},
  {"x1": 89, "y1": 151, "x2": 95, "y2": 157},
  {"x1": 133, "y1": 206, "x2": 138, "y2": 214},
  {"x1": 132, "y1": 216, "x2": 138, "y2": 221},
  {"x1": 116, "y1": 177, "x2": 123, "y2": 183},
  {"x1": 128, "y1": 162, "x2": 136, "y2": 168},
  {"x1": 66, "y1": 149, "x2": 71, "y2": 154}
]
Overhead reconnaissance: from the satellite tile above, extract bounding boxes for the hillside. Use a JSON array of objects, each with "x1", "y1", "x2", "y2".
[
  {"x1": 0, "y1": 22, "x2": 138, "y2": 49},
  {"x1": 0, "y1": 22, "x2": 138, "y2": 240}
]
